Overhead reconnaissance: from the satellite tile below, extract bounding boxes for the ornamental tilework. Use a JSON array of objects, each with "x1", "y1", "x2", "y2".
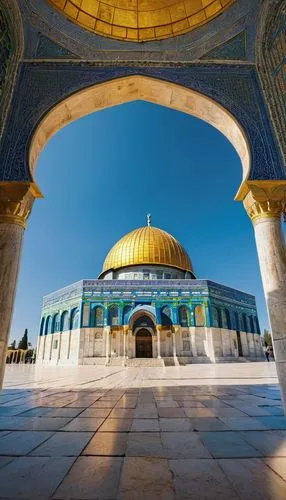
[
  {"x1": 258, "y1": 1, "x2": 286, "y2": 163},
  {"x1": 0, "y1": 63, "x2": 284, "y2": 181},
  {"x1": 268, "y1": 6, "x2": 286, "y2": 116},
  {"x1": 0, "y1": 9, "x2": 13, "y2": 100},
  {"x1": 40, "y1": 278, "x2": 259, "y2": 334},
  {"x1": 201, "y1": 31, "x2": 247, "y2": 61},
  {"x1": 35, "y1": 35, "x2": 77, "y2": 59},
  {"x1": 0, "y1": 1, "x2": 22, "y2": 138}
]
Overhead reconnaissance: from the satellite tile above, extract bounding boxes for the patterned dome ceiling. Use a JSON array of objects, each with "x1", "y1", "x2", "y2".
[
  {"x1": 48, "y1": 0, "x2": 235, "y2": 42},
  {"x1": 101, "y1": 225, "x2": 194, "y2": 274}
]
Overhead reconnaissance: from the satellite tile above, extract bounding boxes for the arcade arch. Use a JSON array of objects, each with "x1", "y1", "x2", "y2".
[
  {"x1": 29, "y1": 76, "x2": 251, "y2": 188},
  {"x1": 0, "y1": 75, "x2": 286, "y2": 410}
]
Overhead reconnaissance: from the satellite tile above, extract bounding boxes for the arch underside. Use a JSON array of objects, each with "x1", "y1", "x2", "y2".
[{"x1": 30, "y1": 75, "x2": 250, "y2": 186}]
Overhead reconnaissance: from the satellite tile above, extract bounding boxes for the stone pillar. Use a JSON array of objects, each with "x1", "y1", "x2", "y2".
[
  {"x1": 172, "y1": 328, "x2": 177, "y2": 359},
  {"x1": 242, "y1": 181, "x2": 286, "y2": 409},
  {"x1": 0, "y1": 182, "x2": 40, "y2": 387},
  {"x1": 190, "y1": 327, "x2": 197, "y2": 357},
  {"x1": 105, "y1": 326, "x2": 111, "y2": 365},
  {"x1": 173, "y1": 326, "x2": 180, "y2": 365},
  {"x1": 122, "y1": 326, "x2": 129, "y2": 366},
  {"x1": 156, "y1": 325, "x2": 162, "y2": 359}
]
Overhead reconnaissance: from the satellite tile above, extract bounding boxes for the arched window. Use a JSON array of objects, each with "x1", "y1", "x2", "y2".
[
  {"x1": 245, "y1": 315, "x2": 251, "y2": 333},
  {"x1": 225, "y1": 309, "x2": 231, "y2": 329},
  {"x1": 71, "y1": 308, "x2": 80, "y2": 330},
  {"x1": 123, "y1": 305, "x2": 132, "y2": 325},
  {"x1": 45, "y1": 316, "x2": 52, "y2": 335},
  {"x1": 242, "y1": 313, "x2": 248, "y2": 332},
  {"x1": 94, "y1": 306, "x2": 104, "y2": 327},
  {"x1": 233, "y1": 311, "x2": 244, "y2": 331},
  {"x1": 108, "y1": 304, "x2": 119, "y2": 326},
  {"x1": 61, "y1": 311, "x2": 69, "y2": 331},
  {"x1": 221, "y1": 309, "x2": 231, "y2": 329},
  {"x1": 254, "y1": 316, "x2": 260, "y2": 334},
  {"x1": 39, "y1": 317, "x2": 45, "y2": 336},
  {"x1": 161, "y1": 306, "x2": 172, "y2": 326},
  {"x1": 195, "y1": 305, "x2": 205, "y2": 326},
  {"x1": 249, "y1": 315, "x2": 255, "y2": 334},
  {"x1": 211, "y1": 307, "x2": 220, "y2": 328},
  {"x1": 232, "y1": 312, "x2": 238, "y2": 330},
  {"x1": 239, "y1": 313, "x2": 244, "y2": 331},
  {"x1": 53, "y1": 313, "x2": 60, "y2": 333},
  {"x1": 179, "y1": 306, "x2": 190, "y2": 327}
]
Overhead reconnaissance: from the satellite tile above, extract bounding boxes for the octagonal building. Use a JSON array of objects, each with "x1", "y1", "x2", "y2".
[{"x1": 37, "y1": 219, "x2": 263, "y2": 365}]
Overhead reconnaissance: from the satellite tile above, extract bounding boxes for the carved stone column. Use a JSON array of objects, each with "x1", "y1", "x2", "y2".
[
  {"x1": 173, "y1": 326, "x2": 180, "y2": 366},
  {"x1": 0, "y1": 182, "x2": 40, "y2": 387},
  {"x1": 242, "y1": 181, "x2": 286, "y2": 409},
  {"x1": 156, "y1": 325, "x2": 162, "y2": 359},
  {"x1": 122, "y1": 326, "x2": 129, "y2": 366},
  {"x1": 105, "y1": 326, "x2": 111, "y2": 365}
]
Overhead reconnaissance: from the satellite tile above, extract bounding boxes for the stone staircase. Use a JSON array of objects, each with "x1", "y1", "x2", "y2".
[{"x1": 126, "y1": 358, "x2": 164, "y2": 367}]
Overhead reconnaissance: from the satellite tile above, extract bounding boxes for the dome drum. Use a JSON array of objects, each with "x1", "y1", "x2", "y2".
[{"x1": 99, "y1": 264, "x2": 195, "y2": 280}]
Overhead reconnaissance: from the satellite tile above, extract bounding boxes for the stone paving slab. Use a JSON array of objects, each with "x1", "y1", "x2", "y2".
[
  {"x1": 30, "y1": 431, "x2": 93, "y2": 457},
  {"x1": 170, "y1": 458, "x2": 238, "y2": 499},
  {"x1": 119, "y1": 457, "x2": 174, "y2": 500},
  {"x1": 0, "y1": 457, "x2": 75, "y2": 499},
  {"x1": 0, "y1": 363, "x2": 285, "y2": 499},
  {"x1": 218, "y1": 458, "x2": 286, "y2": 500},
  {"x1": 0, "y1": 430, "x2": 54, "y2": 455},
  {"x1": 82, "y1": 432, "x2": 128, "y2": 456},
  {"x1": 53, "y1": 456, "x2": 123, "y2": 499},
  {"x1": 198, "y1": 431, "x2": 262, "y2": 458}
]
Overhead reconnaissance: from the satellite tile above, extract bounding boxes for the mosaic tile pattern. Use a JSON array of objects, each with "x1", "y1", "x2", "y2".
[
  {"x1": 201, "y1": 30, "x2": 246, "y2": 60},
  {"x1": 0, "y1": 63, "x2": 284, "y2": 181}
]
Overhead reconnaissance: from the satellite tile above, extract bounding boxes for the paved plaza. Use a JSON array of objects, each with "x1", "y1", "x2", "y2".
[{"x1": 1, "y1": 362, "x2": 286, "y2": 499}]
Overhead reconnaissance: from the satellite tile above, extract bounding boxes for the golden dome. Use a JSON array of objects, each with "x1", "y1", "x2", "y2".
[
  {"x1": 102, "y1": 225, "x2": 193, "y2": 274},
  {"x1": 48, "y1": 0, "x2": 235, "y2": 42}
]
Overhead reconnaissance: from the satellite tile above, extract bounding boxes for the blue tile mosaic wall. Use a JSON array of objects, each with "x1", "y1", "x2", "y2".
[
  {"x1": 0, "y1": 63, "x2": 284, "y2": 182},
  {"x1": 40, "y1": 279, "x2": 259, "y2": 334}
]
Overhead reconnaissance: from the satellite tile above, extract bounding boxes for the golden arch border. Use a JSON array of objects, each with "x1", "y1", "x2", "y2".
[{"x1": 29, "y1": 75, "x2": 251, "y2": 191}]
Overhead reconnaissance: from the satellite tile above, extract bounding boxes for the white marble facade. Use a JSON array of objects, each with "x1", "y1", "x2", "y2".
[{"x1": 36, "y1": 326, "x2": 263, "y2": 366}]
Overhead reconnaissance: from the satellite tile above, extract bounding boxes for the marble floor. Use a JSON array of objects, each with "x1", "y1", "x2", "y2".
[{"x1": 0, "y1": 362, "x2": 286, "y2": 499}]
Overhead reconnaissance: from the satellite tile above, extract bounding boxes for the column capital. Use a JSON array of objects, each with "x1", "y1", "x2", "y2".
[
  {"x1": 238, "y1": 181, "x2": 286, "y2": 224},
  {"x1": 0, "y1": 182, "x2": 42, "y2": 229}
]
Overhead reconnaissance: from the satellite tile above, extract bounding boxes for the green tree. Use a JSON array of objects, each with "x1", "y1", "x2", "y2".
[
  {"x1": 18, "y1": 329, "x2": 28, "y2": 350},
  {"x1": 8, "y1": 340, "x2": 16, "y2": 350},
  {"x1": 262, "y1": 329, "x2": 272, "y2": 347}
]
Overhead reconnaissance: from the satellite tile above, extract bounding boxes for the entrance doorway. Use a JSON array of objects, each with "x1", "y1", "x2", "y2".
[
  {"x1": 236, "y1": 331, "x2": 243, "y2": 357},
  {"x1": 136, "y1": 329, "x2": 153, "y2": 358}
]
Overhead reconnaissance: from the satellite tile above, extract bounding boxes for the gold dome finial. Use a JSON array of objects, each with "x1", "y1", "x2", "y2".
[{"x1": 147, "y1": 213, "x2": 151, "y2": 227}]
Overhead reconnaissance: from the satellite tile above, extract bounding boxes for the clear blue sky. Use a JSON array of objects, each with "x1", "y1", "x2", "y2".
[{"x1": 10, "y1": 100, "x2": 270, "y2": 346}]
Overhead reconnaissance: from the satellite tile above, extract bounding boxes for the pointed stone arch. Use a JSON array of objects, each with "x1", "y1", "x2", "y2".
[{"x1": 29, "y1": 75, "x2": 251, "y2": 191}]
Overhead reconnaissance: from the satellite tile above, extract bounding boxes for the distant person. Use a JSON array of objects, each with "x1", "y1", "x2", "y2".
[
  {"x1": 264, "y1": 345, "x2": 270, "y2": 362},
  {"x1": 267, "y1": 345, "x2": 274, "y2": 361}
]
